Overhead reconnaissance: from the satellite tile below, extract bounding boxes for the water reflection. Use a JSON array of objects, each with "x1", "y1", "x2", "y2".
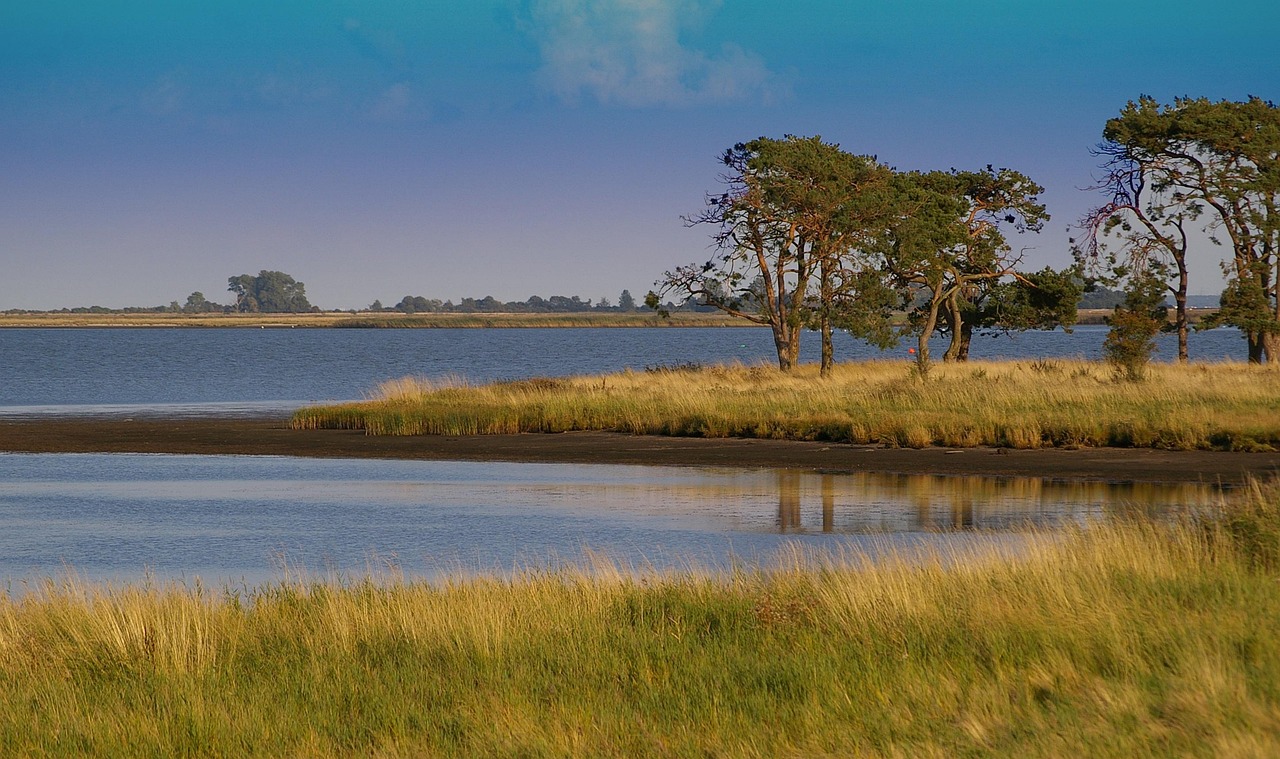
[
  {"x1": 0, "y1": 453, "x2": 1223, "y2": 588},
  {"x1": 770, "y1": 471, "x2": 1218, "y2": 533}
]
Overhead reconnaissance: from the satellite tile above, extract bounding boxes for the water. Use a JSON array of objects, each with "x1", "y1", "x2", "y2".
[
  {"x1": 0, "y1": 327, "x2": 1242, "y2": 588},
  {"x1": 0, "y1": 453, "x2": 1220, "y2": 590},
  {"x1": 0, "y1": 326, "x2": 1248, "y2": 415}
]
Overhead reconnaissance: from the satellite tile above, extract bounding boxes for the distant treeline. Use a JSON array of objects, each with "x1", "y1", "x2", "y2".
[
  {"x1": 370, "y1": 290, "x2": 651, "y2": 314},
  {"x1": 3, "y1": 286, "x2": 1217, "y2": 316}
]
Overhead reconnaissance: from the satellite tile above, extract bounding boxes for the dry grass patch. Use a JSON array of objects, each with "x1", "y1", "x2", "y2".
[{"x1": 293, "y1": 360, "x2": 1280, "y2": 450}]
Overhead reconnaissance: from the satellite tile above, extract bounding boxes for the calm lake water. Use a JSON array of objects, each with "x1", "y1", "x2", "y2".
[
  {"x1": 0, "y1": 326, "x2": 1248, "y2": 415},
  {"x1": 0, "y1": 327, "x2": 1241, "y2": 588},
  {"x1": 0, "y1": 453, "x2": 1220, "y2": 590}
]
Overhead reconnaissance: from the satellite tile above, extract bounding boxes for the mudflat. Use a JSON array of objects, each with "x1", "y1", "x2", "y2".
[{"x1": 3, "y1": 417, "x2": 1278, "y2": 484}]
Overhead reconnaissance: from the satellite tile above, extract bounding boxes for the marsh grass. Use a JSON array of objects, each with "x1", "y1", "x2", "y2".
[
  {"x1": 293, "y1": 360, "x2": 1280, "y2": 451},
  {"x1": 4, "y1": 485, "x2": 1280, "y2": 756}
]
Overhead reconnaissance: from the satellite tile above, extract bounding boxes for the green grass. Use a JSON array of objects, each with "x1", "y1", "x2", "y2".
[
  {"x1": 292, "y1": 359, "x2": 1280, "y2": 451},
  {"x1": 3, "y1": 484, "x2": 1280, "y2": 756}
]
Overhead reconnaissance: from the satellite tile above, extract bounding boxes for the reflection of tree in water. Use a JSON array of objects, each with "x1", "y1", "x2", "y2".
[
  {"x1": 776, "y1": 471, "x2": 801, "y2": 531},
  {"x1": 769, "y1": 471, "x2": 1220, "y2": 533},
  {"x1": 822, "y1": 475, "x2": 834, "y2": 533}
]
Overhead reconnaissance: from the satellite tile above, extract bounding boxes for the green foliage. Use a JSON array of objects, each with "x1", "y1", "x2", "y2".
[
  {"x1": 227, "y1": 270, "x2": 314, "y2": 313},
  {"x1": 1208, "y1": 268, "x2": 1280, "y2": 337},
  {"x1": 180, "y1": 291, "x2": 222, "y2": 313},
  {"x1": 1087, "y1": 96, "x2": 1280, "y2": 362},
  {"x1": 1103, "y1": 277, "x2": 1166, "y2": 381}
]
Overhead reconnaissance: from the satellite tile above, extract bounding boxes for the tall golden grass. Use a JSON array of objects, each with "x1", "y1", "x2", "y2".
[
  {"x1": 2, "y1": 483, "x2": 1279, "y2": 755},
  {"x1": 292, "y1": 359, "x2": 1280, "y2": 450}
]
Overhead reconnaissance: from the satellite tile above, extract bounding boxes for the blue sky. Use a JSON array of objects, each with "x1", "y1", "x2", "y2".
[{"x1": 2, "y1": 0, "x2": 1277, "y2": 309}]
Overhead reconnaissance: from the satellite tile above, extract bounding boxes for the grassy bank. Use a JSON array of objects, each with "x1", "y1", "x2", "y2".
[
  {"x1": 292, "y1": 360, "x2": 1280, "y2": 451},
  {"x1": 0, "y1": 311, "x2": 747, "y2": 329},
  {"x1": 2, "y1": 484, "x2": 1279, "y2": 756}
]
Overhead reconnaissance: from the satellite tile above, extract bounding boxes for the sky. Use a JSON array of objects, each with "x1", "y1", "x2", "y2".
[{"x1": 2, "y1": 0, "x2": 1277, "y2": 310}]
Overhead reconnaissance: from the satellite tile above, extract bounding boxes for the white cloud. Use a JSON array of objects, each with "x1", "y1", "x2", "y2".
[{"x1": 523, "y1": 0, "x2": 783, "y2": 107}]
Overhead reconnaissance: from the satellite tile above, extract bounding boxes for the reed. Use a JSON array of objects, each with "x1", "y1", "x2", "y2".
[
  {"x1": 292, "y1": 359, "x2": 1280, "y2": 450},
  {"x1": 2, "y1": 483, "x2": 1279, "y2": 756}
]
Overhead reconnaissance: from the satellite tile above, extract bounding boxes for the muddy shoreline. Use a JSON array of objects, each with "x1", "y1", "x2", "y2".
[{"x1": 2, "y1": 417, "x2": 1278, "y2": 485}]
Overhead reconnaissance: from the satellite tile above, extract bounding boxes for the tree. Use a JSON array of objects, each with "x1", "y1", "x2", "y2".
[
  {"x1": 945, "y1": 267, "x2": 1083, "y2": 361},
  {"x1": 617, "y1": 289, "x2": 636, "y2": 311},
  {"x1": 1104, "y1": 273, "x2": 1166, "y2": 381},
  {"x1": 877, "y1": 167, "x2": 1049, "y2": 369},
  {"x1": 1079, "y1": 99, "x2": 1202, "y2": 361},
  {"x1": 227, "y1": 271, "x2": 313, "y2": 313},
  {"x1": 651, "y1": 135, "x2": 894, "y2": 373},
  {"x1": 1089, "y1": 96, "x2": 1280, "y2": 362},
  {"x1": 182, "y1": 291, "x2": 221, "y2": 313}
]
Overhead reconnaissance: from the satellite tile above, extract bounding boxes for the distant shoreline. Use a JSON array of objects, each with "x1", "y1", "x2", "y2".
[
  {"x1": 0, "y1": 308, "x2": 1220, "y2": 328},
  {"x1": 0, "y1": 311, "x2": 754, "y2": 328}
]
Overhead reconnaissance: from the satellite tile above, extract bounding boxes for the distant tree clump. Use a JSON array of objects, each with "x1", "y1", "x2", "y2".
[
  {"x1": 182, "y1": 292, "x2": 223, "y2": 313},
  {"x1": 228, "y1": 271, "x2": 314, "y2": 313}
]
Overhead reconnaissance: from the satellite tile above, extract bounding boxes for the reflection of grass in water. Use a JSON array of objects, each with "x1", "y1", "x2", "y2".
[
  {"x1": 3, "y1": 484, "x2": 1280, "y2": 756},
  {"x1": 293, "y1": 360, "x2": 1280, "y2": 451}
]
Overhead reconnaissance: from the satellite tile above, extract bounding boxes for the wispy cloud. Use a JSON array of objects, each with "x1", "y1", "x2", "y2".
[
  {"x1": 522, "y1": 0, "x2": 784, "y2": 107},
  {"x1": 368, "y1": 81, "x2": 427, "y2": 122},
  {"x1": 140, "y1": 70, "x2": 188, "y2": 116}
]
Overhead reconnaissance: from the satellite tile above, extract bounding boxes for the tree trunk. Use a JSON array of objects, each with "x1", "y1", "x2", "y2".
[
  {"x1": 1174, "y1": 268, "x2": 1189, "y2": 363},
  {"x1": 771, "y1": 320, "x2": 800, "y2": 371},
  {"x1": 942, "y1": 293, "x2": 964, "y2": 362},
  {"x1": 1263, "y1": 332, "x2": 1280, "y2": 365},
  {"x1": 958, "y1": 322, "x2": 973, "y2": 361},
  {"x1": 1247, "y1": 330, "x2": 1266, "y2": 363},
  {"x1": 820, "y1": 315, "x2": 833, "y2": 377},
  {"x1": 916, "y1": 285, "x2": 944, "y2": 373}
]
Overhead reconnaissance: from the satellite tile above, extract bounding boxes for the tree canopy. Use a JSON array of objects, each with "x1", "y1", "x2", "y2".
[
  {"x1": 651, "y1": 136, "x2": 1073, "y2": 371},
  {"x1": 1082, "y1": 96, "x2": 1280, "y2": 362},
  {"x1": 227, "y1": 271, "x2": 314, "y2": 313}
]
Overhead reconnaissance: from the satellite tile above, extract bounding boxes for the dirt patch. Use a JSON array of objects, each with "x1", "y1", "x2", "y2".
[{"x1": 3, "y1": 417, "x2": 1278, "y2": 485}]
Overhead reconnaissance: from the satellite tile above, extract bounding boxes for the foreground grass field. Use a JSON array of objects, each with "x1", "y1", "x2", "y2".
[
  {"x1": 293, "y1": 360, "x2": 1280, "y2": 451},
  {"x1": 2, "y1": 483, "x2": 1279, "y2": 756}
]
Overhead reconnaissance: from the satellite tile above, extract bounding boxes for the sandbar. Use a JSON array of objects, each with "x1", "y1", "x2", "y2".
[{"x1": 3, "y1": 417, "x2": 1278, "y2": 485}]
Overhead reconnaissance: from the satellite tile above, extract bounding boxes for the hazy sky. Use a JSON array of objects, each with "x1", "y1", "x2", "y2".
[{"x1": 3, "y1": 1, "x2": 1277, "y2": 310}]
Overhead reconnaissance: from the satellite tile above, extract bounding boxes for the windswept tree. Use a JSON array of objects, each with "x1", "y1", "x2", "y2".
[
  {"x1": 945, "y1": 267, "x2": 1083, "y2": 361},
  {"x1": 1080, "y1": 98, "x2": 1200, "y2": 361},
  {"x1": 1084, "y1": 96, "x2": 1280, "y2": 362},
  {"x1": 649, "y1": 135, "x2": 894, "y2": 373},
  {"x1": 878, "y1": 167, "x2": 1050, "y2": 367},
  {"x1": 228, "y1": 270, "x2": 313, "y2": 313}
]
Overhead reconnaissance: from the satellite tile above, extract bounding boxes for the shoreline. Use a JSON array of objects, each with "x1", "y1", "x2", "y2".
[{"x1": 2, "y1": 416, "x2": 1278, "y2": 484}]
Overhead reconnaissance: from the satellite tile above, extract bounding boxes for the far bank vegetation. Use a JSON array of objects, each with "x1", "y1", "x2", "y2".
[{"x1": 292, "y1": 360, "x2": 1280, "y2": 451}]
